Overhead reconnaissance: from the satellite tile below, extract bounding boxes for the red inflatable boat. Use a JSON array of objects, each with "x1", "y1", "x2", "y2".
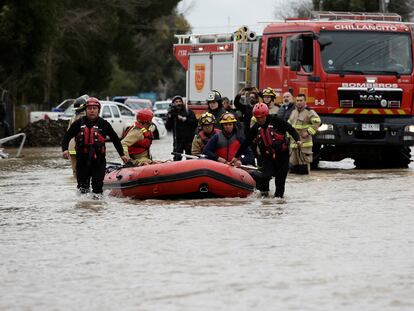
[{"x1": 103, "y1": 159, "x2": 255, "y2": 199}]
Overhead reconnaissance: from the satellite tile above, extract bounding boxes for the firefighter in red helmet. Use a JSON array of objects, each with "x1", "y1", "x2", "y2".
[
  {"x1": 121, "y1": 108, "x2": 155, "y2": 166},
  {"x1": 62, "y1": 97, "x2": 128, "y2": 196},
  {"x1": 234, "y1": 103, "x2": 301, "y2": 198}
]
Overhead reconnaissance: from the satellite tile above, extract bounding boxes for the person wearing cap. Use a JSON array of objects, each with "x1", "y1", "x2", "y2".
[
  {"x1": 62, "y1": 97, "x2": 128, "y2": 196},
  {"x1": 67, "y1": 95, "x2": 89, "y2": 177},
  {"x1": 206, "y1": 90, "x2": 226, "y2": 127},
  {"x1": 191, "y1": 112, "x2": 220, "y2": 156},
  {"x1": 166, "y1": 95, "x2": 198, "y2": 161},
  {"x1": 121, "y1": 109, "x2": 155, "y2": 166},
  {"x1": 234, "y1": 103, "x2": 301, "y2": 198},
  {"x1": 203, "y1": 112, "x2": 254, "y2": 165}
]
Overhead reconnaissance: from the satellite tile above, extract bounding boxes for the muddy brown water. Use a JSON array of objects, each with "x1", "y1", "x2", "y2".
[{"x1": 1, "y1": 134, "x2": 414, "y2": 310}]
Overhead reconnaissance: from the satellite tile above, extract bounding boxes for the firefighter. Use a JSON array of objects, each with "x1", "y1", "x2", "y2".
[
  {"x1": 62, "y1": 97, "x2": 128, "y2": 196},
  {"x1": 191, "y1": 112, "x2": 220, "y2": 156},
  {"x1": 250, "y1": 87, "x2": 279, "y2": 127},
  {"x1": 277, "y1": 91, "x2": 295, "y2": 121},
  {"x1": 234, "y1": 103, "x2": 301, "y2": 198},
  {"x1": 67, "y1": 95, "x2": 89, "y2": 177},
  {"x1": 121, "y1": 108, "x2": 154, "y2": 166},
  {"x1": 206, "y1": 90, "x2": 226, "y2": 127},
  {"x1": 203, "y1": 112, "x2": 254, "y2": 165},
  {"x1": 288, "y1": 93, "x2": 321, "y2": 174},
  {"x1": 262, "y1": 87, "x2": 280, "y2": 114},
  {"x1": 166, "y1": 95, "x2": 198, "y2": 161}
]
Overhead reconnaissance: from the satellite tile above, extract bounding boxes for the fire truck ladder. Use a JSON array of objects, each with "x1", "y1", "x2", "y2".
[
  {"x1": 310, "y1": 11, "x2": 402, "y2": 21},
  {"x1": 236, "y1": 41, "x2": 254, "y2": 89}
]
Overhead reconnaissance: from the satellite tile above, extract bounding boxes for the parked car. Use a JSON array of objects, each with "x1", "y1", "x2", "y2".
[
  {"x1": 123, "y1": 98, "x2": 153, "y2": 111},
  {"x1": 30, "y1": 98, "x2": 74, "y2": 123},
  {"x1": 60, "y1": 101, "x2": 166, "y2": 139},
  {"x1": 153, "y1": 100, "x2": 171, "y2": 122}
]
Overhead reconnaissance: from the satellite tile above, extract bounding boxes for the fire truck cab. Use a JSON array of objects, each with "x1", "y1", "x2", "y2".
[{"x1": 174, "y1": 12, "x2": 414, "y2": 168}]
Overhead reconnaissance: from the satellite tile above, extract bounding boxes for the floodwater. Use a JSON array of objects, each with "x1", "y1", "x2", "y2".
[{"x1": 1, "y1": 133, "x2": 414, "y2": 311}]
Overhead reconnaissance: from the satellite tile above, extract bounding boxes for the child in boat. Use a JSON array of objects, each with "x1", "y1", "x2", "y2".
[{"x1": 121, "y1": 109, "x2": 154, "y2": 166}]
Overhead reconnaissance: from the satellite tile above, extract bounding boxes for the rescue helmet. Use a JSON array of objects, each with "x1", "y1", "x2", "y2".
[
  {"x1": 85, "y1": 97, "x2": 101, "y2": 110},
  {"x1": 74, "y1": 94, "x2": 89, "y2": 111},
  {"x1": 137, "y1": 108, "x2": 153, "y2": 123},
  {"x1": 253, "y1": 103, "x2": 269, "y2": 118},
  {"x1": 219, "y1": 112, "x2": 237, "y2": 124},
  {"x1": 262, "y1": 87, "x2": 276, "y2": 98},
  {"x1": 199, "y1": 112, "x2": 215, "y2": 126},
  {"x1": 207, "y1": 90, "x2": 222, "y2": 103},
  {"x1": 172, "y1": 95, "x2": 184, "y2": 103}
]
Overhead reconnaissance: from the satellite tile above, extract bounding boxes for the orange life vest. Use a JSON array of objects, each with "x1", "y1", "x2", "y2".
[
  {"x1": 215, "y1": 131, "x2": 241, "y2": 162},
  {"x1": 258, "y1": 124, "x2": 288, "y2": 159},
  {"x1": 198, "y1": 128, "x2": 220, "y2": 146},
  {"x1": 75, "y1": 118, "x2": 106, "y2": 155}
]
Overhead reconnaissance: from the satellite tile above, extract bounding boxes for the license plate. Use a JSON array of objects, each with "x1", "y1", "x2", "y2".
[{"x1": 361, "y1": 123, "x2": 380, "y2": 131}]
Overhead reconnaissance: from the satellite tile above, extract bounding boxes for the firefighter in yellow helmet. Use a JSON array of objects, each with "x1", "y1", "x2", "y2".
[
  {"x1": 288, "y1": 93, "x2": 321, "y2": 174},
  {"x1": 191, "y1": 112, "x2": 220, "y2": 156},
  {"x1": 262, "y1": 87, "x2": 279, "y2": 114},
  {"x1": 250, "y1": 87, "x2": 279, "y2": 127},
  {"x1": 203, "y1": 112, "x2": 254, "y2": 165}
]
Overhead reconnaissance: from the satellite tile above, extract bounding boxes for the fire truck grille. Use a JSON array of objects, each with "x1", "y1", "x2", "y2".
[{"x1": 338, "y1": 89, "x2": 402, "y2": 109}]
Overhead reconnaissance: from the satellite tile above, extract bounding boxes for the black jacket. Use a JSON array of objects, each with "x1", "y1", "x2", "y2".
[
  {"x1": 235, "y1": 115, "x2": 300, "y2": 158},
  {"x1": 166, "y1": 107, "x2": 198, "y2": 143},
  {"x1": 61, "y1": 116, "x2": 124, "y2": 157}
]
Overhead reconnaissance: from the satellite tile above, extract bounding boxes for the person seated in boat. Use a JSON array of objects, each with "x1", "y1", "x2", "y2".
[
  {"x1": 233, "y1": 103, "x2": 301, "y2": 198},
  {"x1": 121, "y1": 108, "x2": 155, "y2": 166},
  {"x1": 191, "y1": 112, "x2": 220, "y2": 156},
  {"x1": 165, "y1": 95, "x2": 198, "y2": 161},
  {"x1": 203, "y1": 112, "x2": 254, "y2": 166}
]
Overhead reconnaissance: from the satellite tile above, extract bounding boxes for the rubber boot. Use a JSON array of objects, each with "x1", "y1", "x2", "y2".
[{"x1": 260, "y1": 191, "x2": 269, "y2": 198}]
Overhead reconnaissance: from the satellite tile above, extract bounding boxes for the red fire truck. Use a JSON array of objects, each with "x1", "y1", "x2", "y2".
[{"x1": 174, "y1": 12, "x2": 414, "y2": 168}]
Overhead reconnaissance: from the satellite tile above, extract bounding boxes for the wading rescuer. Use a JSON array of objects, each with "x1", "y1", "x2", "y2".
[
  {"x1": 191, "y1": 112, "x2": 220, "y2": 156},
  {"x1": 121, "y1": 108, "x2": 154, "y2": 166},
  {"x1": 234, "y1": 103, "x2": 301, "y2": 198},
  {"x1": 62, "y1": 97, "x2": 128, "y2": 195},
  {"x1": 67, "y1": 95, "x2": 88, "y2": 177}
]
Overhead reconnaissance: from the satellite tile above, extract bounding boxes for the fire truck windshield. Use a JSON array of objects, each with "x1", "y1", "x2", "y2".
[{"x1": 319, "y1": 31, "x2": 412, "y2": 75}]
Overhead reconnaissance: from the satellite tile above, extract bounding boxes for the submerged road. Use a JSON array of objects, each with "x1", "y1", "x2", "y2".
[{"x1": 1, "y1": 133, "x2": 413, "y2": 310}]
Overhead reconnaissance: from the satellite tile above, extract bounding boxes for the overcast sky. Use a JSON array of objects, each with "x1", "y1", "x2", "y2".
[{"x1": 177, "y1": 0, "x2": 298, "y2": 35}]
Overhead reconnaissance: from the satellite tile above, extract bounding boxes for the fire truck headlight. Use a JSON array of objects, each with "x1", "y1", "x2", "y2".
[
  {"x1": 318, "y1": 124, "x2": 333, "y2": 132},
  {"x1": 404, "y1": 125, "x2": 414, "y2": 133}
]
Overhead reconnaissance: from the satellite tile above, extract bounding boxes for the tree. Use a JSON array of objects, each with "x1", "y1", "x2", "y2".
[{"x1": 0, "y1": 0, "x2": 188, "y2": 107}]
